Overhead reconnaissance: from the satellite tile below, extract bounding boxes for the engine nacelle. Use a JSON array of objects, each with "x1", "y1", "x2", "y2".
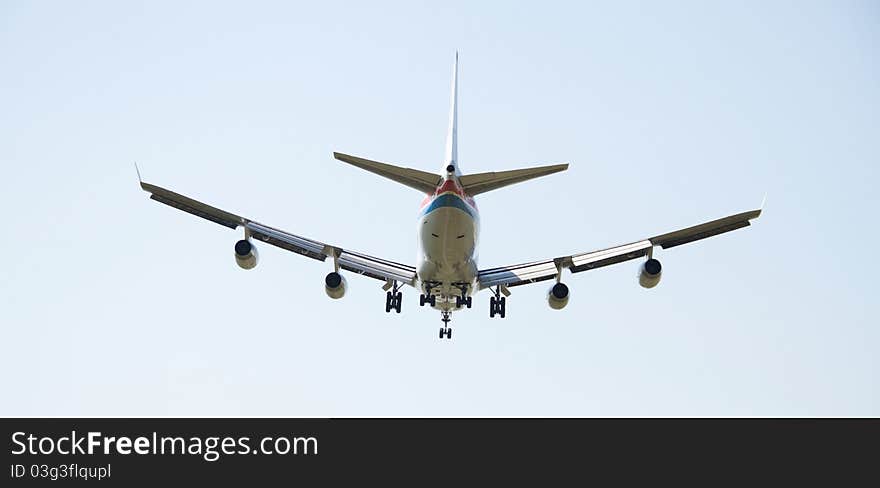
[
  {"x1": 547, "y1": 282, "x2": 570, "y2": 310},
  {"x1": 324, "y1": 271, "x2": 347, "y2": 299},
  {"x1": 639, "y1": 258, "x2": 662, "y2": 289},
  {"x1": 234, "y1": 239, "x2": 259, "y2": 270}
]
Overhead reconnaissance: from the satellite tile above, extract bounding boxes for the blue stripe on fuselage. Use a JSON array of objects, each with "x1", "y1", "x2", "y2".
[{"x1": 422, "y1": 193, "x2": 477, "y2": 219}]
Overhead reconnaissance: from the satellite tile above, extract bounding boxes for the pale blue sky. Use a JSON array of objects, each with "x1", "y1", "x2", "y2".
[{"x1": 1, "y1": 1, "x2": 877, "y2": 415}]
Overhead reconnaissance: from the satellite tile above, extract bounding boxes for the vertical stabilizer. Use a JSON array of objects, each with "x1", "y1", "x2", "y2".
[{"x1": 444, "y1": 52, "x2": 459, "y2": 174}]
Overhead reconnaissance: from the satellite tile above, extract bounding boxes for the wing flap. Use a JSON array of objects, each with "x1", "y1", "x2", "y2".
[
  {"x1": 650, "y1": 209, "x2": 761, "y2": 249},
  {"x1": 338, "y1": 250, "x2": 416, "y2": 283},
  {"x1": 143, "y1": 182, "x2": 242, "y2": 229},
  {"x1": 478, "y1": 240, "x2": 652, "y2": 289},
  {"x1": 244, "y1": 223, "x2": 417, "y2": 284},
  {"x1": 477, "y1": 259, "x2": 560, "y2": 289},
  {"x1": 570, "y1": 240, "x2": 653, "y2": 272},
  {"x1": 245, "y1": 222, "x2": 327, "y2": 261}
]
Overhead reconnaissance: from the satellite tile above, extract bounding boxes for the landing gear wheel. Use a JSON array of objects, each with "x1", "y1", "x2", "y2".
[
  {"x1": 421, "y1": 284, "x2": 437, "y2": 307},
  {"x1": 386, "y1": 291, "x2": 402, "y2": 313},
  {"x1": 446, "y1": 328, "x2": 453, "y2": 339},
  {"x1": 439, "y1": 327, "x2": 445, "y2": 339},
  {"x1": 489, "y1": 295, "x2": 506, "y2": 318}
]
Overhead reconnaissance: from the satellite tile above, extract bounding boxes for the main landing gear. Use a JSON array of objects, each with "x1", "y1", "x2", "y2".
[
  {"x1": 385, "y1": 281, "x2": 402, "y2": 313},
  {"x1": 420, "y1": 294, "x2": 437, "y2": 306},
  {"x1": 419, "y1": 283, "x2": 437, "y2": 307},
  {"x1": 489, "y1": 286, "x2": 506, "y2": 318},
  {"x1": 455, "y1": 284, "x2": 472, "y2": 309},
  {"x1": 439, "y1": 311, "x2": 452, "y2": 339}
]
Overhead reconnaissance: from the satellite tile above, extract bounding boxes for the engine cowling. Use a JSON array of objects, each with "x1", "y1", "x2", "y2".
[
  {"x1": 324, "y1": 271, "x2": 347, "y2": 299},
  {"x1": 639, "y1": 258, "x2": 662, "y2": 288},
  {"x1": 234, "y1": 239, "x2": 259, "y2": 270},
  {"x1": 547, "y1": 282, "x2": 570, "y2": 310}
]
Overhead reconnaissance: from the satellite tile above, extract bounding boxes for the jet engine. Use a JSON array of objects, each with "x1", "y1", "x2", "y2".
[
  {"x1": 547, "y1": 282, "x2": 570, "y2": 310},
  {"x1": 324, "y1": 271, "x2": 347, "y2": 299},
  {"x1": 234, "y1": 239, "x2": 259, "y2": 270},
  {"x1": 639, "y1": 258, "x2": 662, "y2": 289}
]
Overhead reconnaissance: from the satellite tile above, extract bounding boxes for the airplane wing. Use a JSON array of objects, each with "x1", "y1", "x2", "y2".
[
  {"x1": 140, "y1": 181, "x2": 417, "y2": 285},
  {"x1": 477, "y1": 208, "x2": 761, "y2": 289}
]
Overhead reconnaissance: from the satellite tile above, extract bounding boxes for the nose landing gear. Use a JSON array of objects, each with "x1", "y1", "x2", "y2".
[{"x1": 438, "y1": 311, "x2": 452, "y2": 339}]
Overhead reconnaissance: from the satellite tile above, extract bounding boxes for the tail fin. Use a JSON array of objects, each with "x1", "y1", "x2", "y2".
[
  {"x1": 459, "y1": 163, "x2": 569, "y2": 196},
  {"x1": 445, "y1": 51, "x2": 459, "y2": 174},
  {"x1": 442, "y1": 52, "x2": 568, "y2": 195},
  {"x1": 333, "y1": 152, "x2": 442, "y2": 194}
]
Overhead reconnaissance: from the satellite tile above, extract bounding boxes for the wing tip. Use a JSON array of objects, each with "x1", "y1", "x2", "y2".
[
  {"x1": 134, "y1": 162, "x2": 149, "y2": 190},
  {"x1": 751, "y1": 193, "x2": 767, "y2": 220}
]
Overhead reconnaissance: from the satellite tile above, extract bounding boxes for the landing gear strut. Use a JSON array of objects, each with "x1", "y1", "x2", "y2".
[
  {"x1": 440, "y1": 310, "x2": 452, "y2": 339},
  {"x1": 439, "y1": 311, "x2": 452, "y2": 339},
  {"x1": 385, "y1": 281, "x2": 402, "y2": 313},
  {"x1": 455, "y1": 284, "x2": 472, "y2": 309},
  {"x1": 489, "y1": 286, "x2": 506, "y2": 318}
]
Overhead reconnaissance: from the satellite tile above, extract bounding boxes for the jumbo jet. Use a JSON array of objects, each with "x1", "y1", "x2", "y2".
[{"x1": 138, "y1": 53, "x2": 761, "y2": 339}]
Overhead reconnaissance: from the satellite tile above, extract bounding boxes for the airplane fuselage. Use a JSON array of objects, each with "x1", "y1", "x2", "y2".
[{"x1": 417, "y1": 176, "x2": 479, "y2": 311}]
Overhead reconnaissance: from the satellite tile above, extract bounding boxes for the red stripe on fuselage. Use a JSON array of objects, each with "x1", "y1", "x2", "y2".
[{"x1": 419, "y1": 179, "x2": 477, "y2": 210}]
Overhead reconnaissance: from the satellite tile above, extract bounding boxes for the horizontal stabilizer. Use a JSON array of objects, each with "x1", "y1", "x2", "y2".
[
  {"x1": 459, "y1": 163, "x2": 568, "y2": 196},
  {"x1": 334, "y1": 152, "x2": 442, "y2": 194}
]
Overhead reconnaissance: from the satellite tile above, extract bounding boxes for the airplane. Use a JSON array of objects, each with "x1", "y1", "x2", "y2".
[{"x1": 138, "y1": 53, "x2": 762, "y2": 340}]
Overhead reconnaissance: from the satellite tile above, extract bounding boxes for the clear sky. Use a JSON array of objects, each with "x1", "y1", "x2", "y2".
[{"x1": 1, "y1": 1, "x2": 877, "y2": 416}]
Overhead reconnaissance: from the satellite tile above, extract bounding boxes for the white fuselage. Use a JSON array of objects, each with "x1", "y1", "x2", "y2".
[
  {"x1": 416, "y1": 51, "x2": 479, "y2": 312},
  {"x1": 416, "y1": 176, "x2": 479, "y2": 311}
]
